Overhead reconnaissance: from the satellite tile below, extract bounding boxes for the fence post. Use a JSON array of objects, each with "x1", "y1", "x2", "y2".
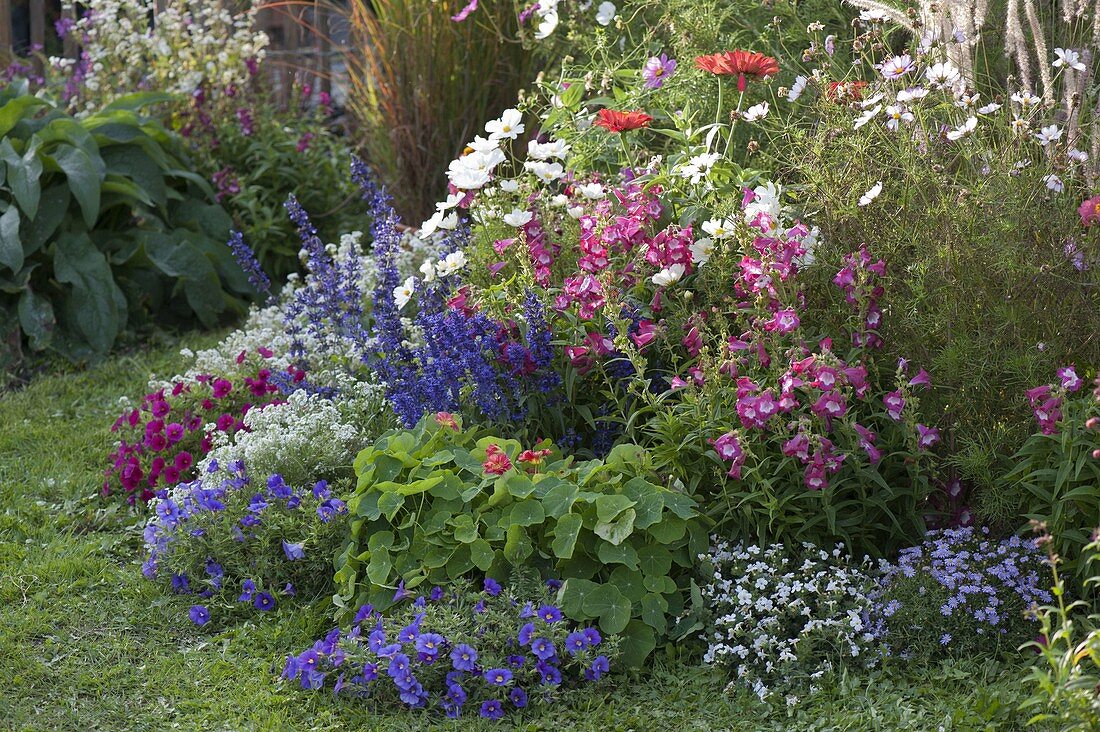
[
  {"x1": 29, "y1": 0, "x2": 44, "y2": 72},
  {"x1": 0, "y1": 0, "x2": 12, "y2": 53}
]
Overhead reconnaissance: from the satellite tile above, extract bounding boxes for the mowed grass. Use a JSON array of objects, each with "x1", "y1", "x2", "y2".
[{"x1": 0, "y1": 336, "x2": 1043, "y2": 731}]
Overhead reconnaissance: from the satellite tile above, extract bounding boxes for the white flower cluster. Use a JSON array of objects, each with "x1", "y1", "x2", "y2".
[
  {"x1": 53, "y1": 0, "x2": 268, "y2": 112},
  {"x1": 200, "y1": 385, "x2": 389, "y2": 487},
  {"x1": 699, "y1": 540, "x2": 877, "y2": 699}
]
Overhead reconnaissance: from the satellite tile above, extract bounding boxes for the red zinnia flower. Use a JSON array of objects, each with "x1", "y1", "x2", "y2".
[
  {"x1": 694, "y1": 50, "x2": 779, "y2": 91},
  {"x1": 594, "y1": 109, "x2": 652, "y2": 133}
]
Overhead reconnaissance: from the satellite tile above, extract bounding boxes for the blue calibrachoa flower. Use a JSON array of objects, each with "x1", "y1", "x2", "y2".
[
  {"x1": 188, "y1": 605, "x2": 210, "y2": 626},
  {"x1": 518, "y1": 622, "x2": 536, "y2": 646},
  {"x1": 565, "y1": 632, "x2": 588, "y2": 655},
  {"x1": 238, "y1": 578, "x2": 256, "y2": 602},
  {"x1": 415, "y1": 633, "x2": 445, "y2": 661},
  {"x1": 254, "y1": 592, "x2": 276, "y2": 611},
  {"x1": 586, "y1": 655, "x2": 610, "y2": 681},
  {"x1": 509, "y1": 687, "x2": 528, "y2": 708},
  {"x1": 483, "y1": 578, "x2": 502, "y2": 596},
  {"x1": 530, "y1": 637, "x2": 556, "y2": 660},
  {"x1": 480, "y1": 699, "x2": 504, "y2": 720},
  {"x1": 282, "y1": 540, "x2": 305, "y2": 561},
  {"x1": 451, "y1": 643, "x2": 478, "y2": 672},
  {"x1": 484, "y1": 667, "x2": 513, "y2": 686},
  {"x1": 537, "y1": 605, "x2": 563, "y2": 623}
]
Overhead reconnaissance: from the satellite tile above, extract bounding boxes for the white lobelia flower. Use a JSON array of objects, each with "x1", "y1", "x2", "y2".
[
  {"x1": 691, "y1": 238, "x2": 715, "y2": 264},
  {"x1": 858, "y1": 181, "x2": 883, "y2": 206},
  {"x1": 1035, "y1": 125, "x2": 1063, "y2": 146},
  {"x1": 945, "y1": 116, "x2": 977, "y2": 140},
  {"x1": 527, "y1": 138, "x2": 571, "y2": 160},
  {"x1": 436, "y1": 251, "x2": 468, "y2": 277},
  {"x1": 486, "y1": 108, "x2": 525, "y2": 141},
  {"x1": 743, "y1": 102, "x2": 769, "y2": 122},
  {"x1": 1043, "y1": 174, "x2": 1064, "y2": 193},
  {"x1": 924, "y1": 61, "x2": 960, "y2": 89},
  {"x1": 595, "y1": 1, "x2": 616, "y2": 25},
  {"x1": 499, "y1": 179, "x2": 520, "y2": 193},
  {"x1": 787, "y1": 75, "x2": 808, "y2": 102},
  {"x1": 576, "y1": 182, "x2": 605, "y2": 199},
  {"x1": 1053, "y1": 48, "x2": 1086, "y2": 71},
  {"x1": 524, "y1": 160, "x2": 565, "y2": 183},
  {"x1": 419, "y1": 259, "x2": 436, "y2": 282},
  {"x1": 503, "y1": 208, "x2": 534, "y2": 227},
  {"x1": 702, "y1": 218, "x2": 736, "y2": 239},
  {"x1": 393, "y1": 276, "x2": 416, "y2": 310},
  {"x1": 651, "y1": 263, "x2": 686, "y2": 286}
]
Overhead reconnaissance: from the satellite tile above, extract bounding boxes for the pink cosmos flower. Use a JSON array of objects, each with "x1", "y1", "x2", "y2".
[{"x1": 642, "y1": 54, "x2": 677, "y2": 89}]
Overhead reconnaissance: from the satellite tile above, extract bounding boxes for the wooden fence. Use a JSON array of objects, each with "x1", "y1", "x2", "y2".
[{"x1": 0, "y1": 1, "x2": 343, "y2": 105}]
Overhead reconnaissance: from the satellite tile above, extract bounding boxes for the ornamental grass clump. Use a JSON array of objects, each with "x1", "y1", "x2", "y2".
[
  {"x1": 868, "y1": 526, "x2": 1051, "y2": 660},
  {"x1": 142, "y1": 459, "x2": 346, "y2": 626},
  {"x1": 696, "y1": 541, "x2": 877, "y2": 700},
  {"x1": 284, "y1": 577, "x2": 617, "y2": 720}
]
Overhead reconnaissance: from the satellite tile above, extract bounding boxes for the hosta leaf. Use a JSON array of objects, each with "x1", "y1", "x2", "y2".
[
  {"x1": 51, "y1": 144, "x2": 104, "y2": 228},
  {"x1": 0, "y1": 205, "x2": 21, "y2": 273}
]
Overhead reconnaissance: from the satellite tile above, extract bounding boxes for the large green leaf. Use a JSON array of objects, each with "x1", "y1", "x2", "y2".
[
  {"x1": 101, "y1": 145, "x2": 167, "y2": 207},
  {"x1": 0, "y1": 95, "x2": 49, "y2": 139},
  {"x1": 0, "y1": 205, "x2": 21, "y2": 273},
  {"x1": 17, "y1": 287, "x2": 54, "y2": 350},
  {"x1": 51, "y1": 144, "x2": 104, "y2": 228},
  {"x1": 52, "y1": 231, "x2": 125, "y2": 356},
  {"x1": 1, "y1": 137, "x2": 43, "y2": 219},
  {"x1": 551, "y1": 512, "x2": 583, "y2": 559},
  {"x1": 103, "y1": 91, "x2": 177, "y2": 112},
  {"x1": 21, "y1": 184, "x2": 70, "y2": 255},
  {"x1": 140, "y1": 231, "x2": 226, "y2": 327},
  {"x1": 582, "y1": 583, "x2": 631, "y2": 634},
  {"x1": 594, "y1": 507, "x2": 636, "y2": 546}
]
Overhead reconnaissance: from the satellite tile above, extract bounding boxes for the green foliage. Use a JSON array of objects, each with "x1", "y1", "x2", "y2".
[
  {"x1": 337, "y1": 414, "x2": 709, "y2": 665},
  {"x1": 0, "y1": 84, "x2": 249, "y2": 365},
  {"x1": 1007, "y1": 391, "x2": 1100, "y2": 586}
]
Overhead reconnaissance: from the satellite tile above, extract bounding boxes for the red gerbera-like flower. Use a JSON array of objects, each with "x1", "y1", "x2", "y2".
[
  {"x1": 694, "y1": 50, "x2": 780, "y2": 91},
  {"x1": 593, "y1": 108, "x2": 652, "y2": 133}
]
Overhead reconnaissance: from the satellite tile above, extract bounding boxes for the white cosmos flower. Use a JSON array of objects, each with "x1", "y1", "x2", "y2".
[
  {"x1": 955, "y1": 92, "x2": 979, "y2": 109},
  {"x1": 925, "y1": 62, "x2": 960, "y2": 89},
  {"x1": 945, "y1": 116, "x2": 977, "y2": 140},
  {"x1": 576, "y1": 182, "x2": 605, "y2": 199},
  {"x1": 853, "y1": 105, "x2": 881, "y2": 129},
  {"x1": 1035, "y1": 125, "x2": 1063, "y2": 146},
  {"x1": 679, "y1": 152, "x2": 720, "y2": 185},
  {"x1": 651, "y1": 263, "x2": 686, "y2": 286},
  {"x1": 567, "y1": 205, "x2": 584, "y2": 219},
  {"x1": 1053, "y1": 48, "x2": 1086, "y2": 71},
  {"x1": 419, "y1": 260, "x2": 436, "y2": 282},
  {"x1": 419, "y1": 211, "x2": 445, "y2": 238},
  {"x1": 527, "y1": 138, "x2": 571, "y2": 160},
  {"x1": 393, "y1": 277, "x2": 416, "y2": 310},
  {"x1": 436, "y1": 251, "x2": 468, "y2": 277},
  {"x1": 787, "y1": 75, "x2": 808, "y2": 102},
  {"x1": 534, "y1": 10, "x2": 559, "y2": 39},
  {"x1": 436, "y1": 192, "x2": 465, "y2": 211},
  {"x1": 467, "y1": 135, "x2": 500, "y2": 153},
  {"x1": 486, "y1": 108, "x2": 525, "y2": 141},
  {"x1": 977, "y1": 102, "x2": 1001, "y2": 114},
  {"x1": 860, "y1": 93, "x2": 885, "y2": 108},
  {"x1": 550, "y1": 193, "x2": 569, "y2": 207},
  {"x1": 744, "y1": 181, "x2": 782, "y2": 228},
  {"x1": 884, "y1": 104, "x2": 913, "y2": 130},
  {"x1": 896, "y1": 87, "x2": 928, "y2": 103},
  {"x1": 743, "y1": 102, "x2": 770, "y2": 122},
  {"x1": 1011, "y1": 90, "x2": 1039, "y2": 109},
  {"x1": 524, "y1": 160, "x2": 565, "y2": 183},
  {"x1": 503, "y1": 208, "x2": 534, "y2": 227},
  {"x1": 702, "y1": 218, "x2": 736, "y2": 239},
  {"x1": 595, "y1": 1, "x2": 616, "y2": 25},
  {"x1": 1043, "y1": 174, "x2": 1064, "y2": 193},
  {"x1": 691, "y1": 238, "x2": 715, "y2": 264},
  {"x1": 447, "y1": 157, "x2": 491, "y2": 190},
  {"x1": 499, "y1": 179, "x2": 520, "y2": 193},
  {"x1": 858, "y1": 181, "x2": 883, "y2": 206}
]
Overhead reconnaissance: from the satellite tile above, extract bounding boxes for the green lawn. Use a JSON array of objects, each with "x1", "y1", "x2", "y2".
[{"x1": 0, "y1": 337, "x2": 1042, "y2": 730}]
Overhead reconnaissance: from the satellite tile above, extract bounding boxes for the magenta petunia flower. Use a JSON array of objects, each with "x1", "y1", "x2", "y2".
[{"x1": 642, "y1": 54, "x2": 677, "y2": 89}]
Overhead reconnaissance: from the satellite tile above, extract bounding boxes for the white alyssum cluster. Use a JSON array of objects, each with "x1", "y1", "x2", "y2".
[
  {"x1": 200, "y1": 384, "x2": 389, "y2": 487},
  {"x1": 699, "y1": 540, "x2": 877, "y2": 699},
  {"x1": 53, "y1": 0, "x2": 267, "y2": 112}
]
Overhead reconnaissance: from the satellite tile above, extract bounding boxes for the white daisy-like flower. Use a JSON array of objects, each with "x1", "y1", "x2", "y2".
[
  {"x1": 550, "y1": 193, "x2": 569, "y2": 207},
  {"x1": 1068, "y1": 148, "x2": 1089, "y2": 163},
  {"x1": 945, "y1": 116, "x2": 977, "y2": 141},
  {"x1": 853, "y1": 105, "x2": 881, "y2": 129},
  {"x1": 595, "y1": 1, "x2": 616, "y2": 25},
  {"x1": 499, "y1": 179, "x2": 520, "y2": 193},
  {"x1": 977, "y1": 102, "x2": 1001, "y2": 114},
  {"x1": 884, "y1": 104, "x2": 913, "y2": 131},
  {"x1": 467, "y1": 135, "x2": 500, "y2": 153},
  {"x1": 1010, "y1": 90, "x2": 1039, "y2": 109},
  {"x1": 419, "y1": 260, "x2": 436, "y2": 282},
  {"x1": 527, "y1": 138, "x2": 571, "y2": 160},
  {"x1": 702, "y1": 218, "x2": 736, "y2": 239},
  {"x1": 393, "y1": 276, "x2": 416, "y2": 310},
  {"x1": 524, "y1": 160, "x2": 565, "y2": 183},
  {"x1": 567, "y1": 205, "x2": 585, "y2": 219},
  {"x1": 896, "y1": 87, "x2": 929, "y2": 103},
  {"x1": 534, "y1": 10, "x2": 559, "y2": 39},
  {"x1": 858, "y1": 181, "x2": 883, "y2": 206},
  {"x1": 1034, "y1": 124, "x2": 1062, "y2": 146},
  {"x1": 743, "y1": 102, "x2": 769, "y2": 122},
  {"x1": 502, "y1": 208, "x2": 534, "y2": 227},
  {"x1": 436, "y1": 251, "x2": 468, "y2": 277},
  {"x1": 787, "y1": 75, "x2": 808, "y2": 102},
  {"x1": 1053, "y1": 48, "x2": 1086, "y2": 71},
  {"x1": 651, "y1": 263, "x2": 686, "y2": 286},
  {"x1": 955, "y1": 92, "x2": 979, "y2": 109},
  {"x1": 691, "y1": 238, "x2": 715, "y2": 264},
  {"x1": 436, "y1": 192, "x2": 465, "y2": 211},
  {"x1": 486, "y1": 108, "x2": 524, "y2": 141},
  {"x1": 925, "y1": 61, "x2": 960, "y2": 89},
  {"x1": 679, "y1": 152, "x2": 720, "y2": 185},
  {"x1": 576, "y1": 182, "x2": 605, "y2": 199}
]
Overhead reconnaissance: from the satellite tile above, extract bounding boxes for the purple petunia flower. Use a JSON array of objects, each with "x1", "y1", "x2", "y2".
[
  {"x1": 189, "y1": 604, "x2": 210, "y2": 625},
  {"x1": 518, "y1": 622, "x2": 536, "y2": 646},
  {"x1": 587, "y1": 655, "x2": 610, "y2": 680},
  {"x1": 537, "y1": 605, "x2": 562, "y2": 623},
  {"x1": 530, "y1": 637, "x2": 556, "y2": 660},
  {"x1": 254, "y1": 592, "x2": 275, "y2": 611},
  {"x1": 483, "y1": 577, "x2": 502, "y2": 596},
  {"x1": 583, "y1": 627, "x2": 602, "y2": 646},
  {"x1": 565, "y1": 631, "x2": 588, "y2": 655},
  {"x1": 282, "y1": 539, "x2": 305, "y2": 561}
]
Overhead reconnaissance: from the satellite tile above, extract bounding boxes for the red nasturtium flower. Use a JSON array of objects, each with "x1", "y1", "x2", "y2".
[
  {"x1": 694, "y1": 50, "x2": 780, "y2": 92},
  {"x1": 482, "y1": 444, "x2": 513, "y2": 475},
  {"x1": 594, "y1": 108, "x2": 652, "y2": 133},
  {"x1": 434, "y1": 411, "x2": 459, "y2": 430}
]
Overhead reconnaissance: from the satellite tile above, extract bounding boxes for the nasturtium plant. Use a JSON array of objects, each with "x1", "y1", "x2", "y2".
[
  {"x1": 337, "y1": 412, "x2": 710, "y2": 665},
  {"x1": 0, "y1": 82, "x2": 251, "y2": 364}
]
